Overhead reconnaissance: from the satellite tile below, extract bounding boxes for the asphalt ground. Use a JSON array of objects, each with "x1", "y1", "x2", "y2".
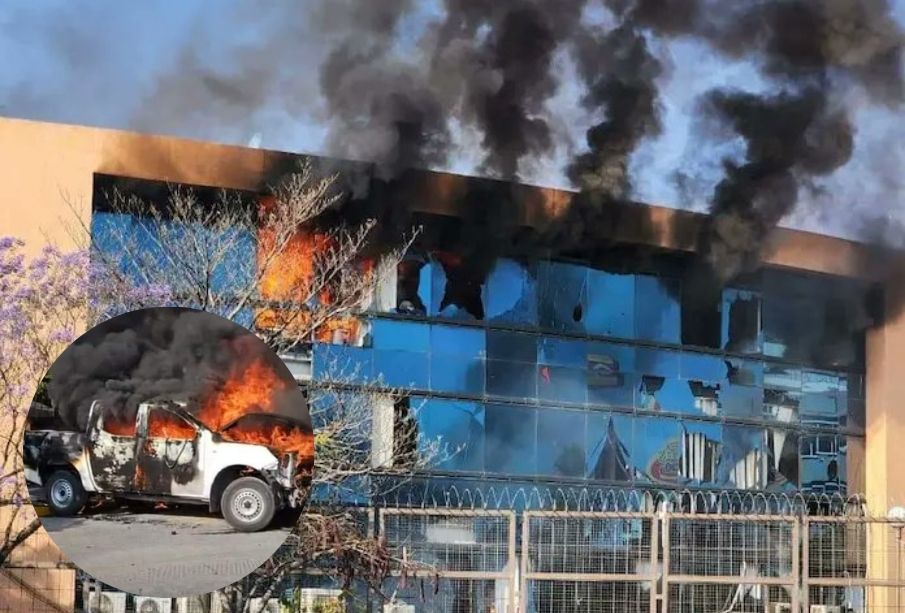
[{"x1": 30, "y1": 488, "x2": 294, "y2": 597}]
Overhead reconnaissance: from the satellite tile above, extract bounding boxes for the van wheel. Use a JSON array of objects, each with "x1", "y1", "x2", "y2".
[
  {"x1": 45, "y1": 470, "x2": 87, "y2": 516},
  {"x1": 221, "y1": 477, "x2": 275, "y2": 532}
]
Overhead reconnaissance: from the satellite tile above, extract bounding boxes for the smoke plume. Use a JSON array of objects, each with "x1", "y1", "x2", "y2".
[{"x1": 45, "y1": 308, "x2": 306, "y2": 432}]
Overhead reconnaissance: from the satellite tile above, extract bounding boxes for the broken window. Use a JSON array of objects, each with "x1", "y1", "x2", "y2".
[
  {"x1": 146, "y1": 408, "x2": 196, "y2": 440},
  {"x1": 537, "y1": 409, "x2": 587, "y2": 478},
  {"x1": 722, "y1": 289, "x2": 762, "y2": 354},
  {"x1": 635, "y1": 275, "x2": 681, "y2": 343},
  {"x1": 763, "y1": 365, "x2": 801, "y2": 423},
  {"x1": 680, "y1": 276, "x2": 722, "y2": 349},
  {"x1": 431, "y1": 252, "x2": 484, "y2": 320},
  {"x1": 677, "y1": 421, "x2": 722, "y2": 487},
  {"x1": 394, "y1": 255, "x2": 429, "y2": 315},
  {"x1": 484, "y1": 404, "x2": 538, "y2": 476},
  {"x1": 482, "y1": 258, "x2": 538, "y2": 325},
  {"x1": 720, "y1": 358, "x2": 764, "y2": 419},
  {"x1": 538, "y1": 261, "x2": 588, "y2": 333},
  {"x1": 766, "y1": 428, "x2": 799, "y2": 491},
  {"x1": 720, "y1": 426, "x2": 766, "y2": 490}
]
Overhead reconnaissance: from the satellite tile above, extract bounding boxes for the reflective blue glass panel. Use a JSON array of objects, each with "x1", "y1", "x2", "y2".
[
  {"x1": 484, "y1": 404, "x2": 538, "y2": 476},
  {"x1": 586, "y1": 412, "x2": 634, "y2": 482},
  {"x1": 538, "y1": 261, "x2": 588, "y2": 333},
  {"x1": 416, "y1": 398, "x2": 484, "y2": 472},
  {"x1": 429, "y1": 324, "x2": 486, "y2": 394},
  {"x1": 312, "y1": 344, "x2": 374, "y2": 383},
  {"x1": 373, "y1": 350, "x2": 429, "y2": 389},
  {"x1": 634, "y1": 275, "x2": 680, "y2": 343},
  {"x1": 537, "y1": 409, "x2": 587, "y2": 478},
  {"x1": 800, "y1": 370, "x2": 847, "y2": 428},
  {"x1": 538, "y1": 365, "x2": 587, "y2": 405},
  {"x1": 800, "y1": 433, "x2": 845, "y2": 495},
  {"x1": 371, "y1": 319, "x2": 430, "y2": 352},
  {"x1": 486, "y1": 329, "x2": 537, "y2": 363},
  {"x1": 486, "y1": 360, "x2": 538, "y2": 400},
  {"x1": 763, "y1": 365, "x2": 801, "y2": 424},
  {"x1": 585, "y1": 270, "x2": 635, "y2": 338},
  {"x1": 633, "y1": 416, "x2": 683, "y2": 485},
  {"x1": 587, "y1": 342, "x2": 636, "y2": 409}
]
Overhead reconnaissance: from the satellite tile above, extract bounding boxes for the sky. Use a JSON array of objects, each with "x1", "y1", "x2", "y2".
[{"x1": 0, "y1": 0, "x2": 902, "y2": 241}]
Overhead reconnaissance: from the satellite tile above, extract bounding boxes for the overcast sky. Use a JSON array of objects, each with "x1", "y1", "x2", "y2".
[{"x1": 1, "y1": 0, "x2": 902, "y2": 241}]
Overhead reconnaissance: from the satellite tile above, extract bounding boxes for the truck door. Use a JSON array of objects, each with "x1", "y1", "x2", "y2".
[
  {"x1": 135, "y1": 406, "x2": 205, "y2": 498},
  {"x1": 86, "y1": 408, "x2": 139, "y2": 493}
]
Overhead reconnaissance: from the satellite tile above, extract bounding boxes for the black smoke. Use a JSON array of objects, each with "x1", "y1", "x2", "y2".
[{"x1": 44, "y1": 308, "x2": 307, "y2": 432}]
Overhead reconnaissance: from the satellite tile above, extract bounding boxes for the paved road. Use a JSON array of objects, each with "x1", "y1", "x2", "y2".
[{"x1": 40, "y1": 506, "x2": 292, "y2": 597}]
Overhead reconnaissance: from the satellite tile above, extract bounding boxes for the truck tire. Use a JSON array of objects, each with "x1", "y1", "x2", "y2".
[
  {"x1": 221, "y1": 477, "x2": 275, "y2": 532},
  {"x1": 45, "y1": 470, "x2": 87, "y2": 517}
]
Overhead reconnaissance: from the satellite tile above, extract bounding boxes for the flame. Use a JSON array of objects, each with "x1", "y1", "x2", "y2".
[
  {"x1": 198, "y1": 357, "x2": 291, "y2": 431},
  {"x1": 148, "y1": 410, "x2": 195, "y2": 440},
  {"x1": 133, "y1": 465, "x2": 147, "y2": 490},
  {"x1": 221, "y1": 421, "x2": 314, "y2": 464},
  {"x1": 103, "y1": 415, "x2": 136, "y2": 437}
]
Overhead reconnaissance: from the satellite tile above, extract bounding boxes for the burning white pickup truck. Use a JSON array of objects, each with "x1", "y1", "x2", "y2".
[{"x1": 23, "y1": 399, "x2": 312, "y2": 532}]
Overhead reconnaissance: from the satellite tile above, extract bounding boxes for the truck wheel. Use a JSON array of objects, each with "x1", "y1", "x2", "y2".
[
  {"x1": 221, "y1": 477, "x2": 275, "y2": 532},
  {"x1": 45, "y1": 470, "x2": 87, "y2": 517}
]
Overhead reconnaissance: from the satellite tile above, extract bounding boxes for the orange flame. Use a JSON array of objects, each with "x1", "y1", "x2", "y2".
[
  {"x1": 103, "y1": 415, "x2": 136, "y2": 437},
  {"x1": 147, "y1": 410, "x2": 195, "y2": 440},
  {"x1": 221, "y1": 421, "x2": 314, "y2": 464},
  {"x1": 198, "y1": 358, "x2": 291, "y2": 432}
]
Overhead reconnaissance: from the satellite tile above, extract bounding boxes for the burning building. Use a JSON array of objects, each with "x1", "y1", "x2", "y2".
[{"x1": 1, "y1": 116, "x2": 900, "y2": 610}]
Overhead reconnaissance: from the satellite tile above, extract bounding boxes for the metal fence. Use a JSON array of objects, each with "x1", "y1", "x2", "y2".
[{"x1": 16, "y1": 495, "x2": 905, "y2": 612}]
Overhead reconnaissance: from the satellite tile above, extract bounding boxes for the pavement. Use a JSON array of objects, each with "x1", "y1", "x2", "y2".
[{"x1": 33, "y1": 491, "x2": 293, "y2": 597}]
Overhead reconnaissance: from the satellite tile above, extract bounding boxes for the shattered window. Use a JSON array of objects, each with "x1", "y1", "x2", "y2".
[
  {"x1": 677, "y1": 420, "x2": 722, "y2": 488},
  {"x1": 415, "y1": 398, "x2": 484, "y2": 472},
  {"x1": 722, "y1": 288, "x2": 762, "y2": 354},
  {"x1": 484, "y1": 404, "x2": 538, "y2": 476},
  {"x1": 766, "y1": 427, "x2": 799, "y2": 492},
  {"x1": 763, "y1": 364, "x2": 801, "y2": 424},
  {"x1": 430, "y1": 252, "x2": 484, "y2": 321},
  {"x1": 538, "y1": 261, "x2": 588, "y2": 333},
  {"x1": 587, "y1": 342, "x2": 636, "y2": 409},
  {"x1": 586, "y1": 412, "x2": 634, "y2": 482},
  {"x1": 636, "y1": 349, "x2": 699, "y2": 414},
  {"x1": 585, "y1": 270, "x2": 635, "y2": 339},
  {"x1": 537, "y1": 409, "x2": 587, "y2": 478},
  {"x1": 800, "y1": 433, "x2": 846, "y2": 496},
  {"x1": 800, "y1": 370, "x2": 847, "y2": 428},
  {"x1": 719, "y1": 425, "x2": 766, "y2": 489},
  {"x1": 394, "y1": 255, "x2": 429, "y2": 315},
  {"x1": 634, "y1": 275, "x2": 681, "y2": 344},
  {"x1": 429, "y1": 325, "x2": 485, "y2": 395},
  {"x1": 720, "y1": 358, "x2": 764, "y2": 419},
  {"x1": 483, "y1": 258, "x2": 538, "y2": 325}
]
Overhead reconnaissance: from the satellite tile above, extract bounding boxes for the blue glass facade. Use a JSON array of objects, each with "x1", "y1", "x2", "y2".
[{"x1": 314, "y1": 255, "x2": 866, "y2": 497}]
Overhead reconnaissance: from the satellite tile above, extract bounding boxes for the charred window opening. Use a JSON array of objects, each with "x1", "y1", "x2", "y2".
[
  {"x1": 101, "y1": 413, "x2": 137, "y2": 437},
  {"x1": 93, "y1": 173, "x2": 257, "y2": 219},
  {"x1": 392, "y1": 398, "x2": 418, "y2": 468},
  {"x1": 723, "y1": 290, "x2": 761, "y2": 353},
  {"x1": 687, "y1": 381, "x2": 721, "y2": 417},
  {"x1": 681, "y1": 278, "x2": 721, "y2": 349},
  {"x1": 435, "y1": 252, "x2": 484, "y2": 320},
  {"x1": 395, "y1": 256, "x2": 428, "y2": 315}
]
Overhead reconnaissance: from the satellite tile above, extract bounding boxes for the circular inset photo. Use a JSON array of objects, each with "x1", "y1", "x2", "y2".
[{"x1": 22, "y1": 307, "x2": 313, "y2": 597}]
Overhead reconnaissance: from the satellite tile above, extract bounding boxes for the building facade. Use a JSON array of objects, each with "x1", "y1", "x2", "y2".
[{"x1": 2, "y1": 117, "x2": 903, "y2": 611}]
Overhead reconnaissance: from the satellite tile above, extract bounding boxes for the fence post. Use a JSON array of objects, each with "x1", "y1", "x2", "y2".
[
  {"x1": 661, "y1": 508, "x2": 670, "y2": 612},
  {"x1": 649, "y1": 512, "x2": 659, "y2": 613},
  {"x1": 519, "y1": 513, "x2": 529, "y2": 613},
  {"x1": 800, "y1": 516, "x2": 809, "y2": 613},
  {"x1": 792, "y1": 516, "x2": 801, "y2": 613}
]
